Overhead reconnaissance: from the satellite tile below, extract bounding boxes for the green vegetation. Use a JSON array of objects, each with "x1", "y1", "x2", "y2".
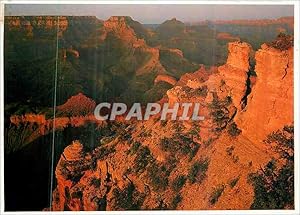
[
  {"x1": 209, "y1": 94, "x2": 232, "y2": 132},
  {"x1": 142, "y1": 82, "x2": 173, "y2": 104},
  {"x1": 137, "y1": 130, "x2": 152, "y2": 138},
  {"x1": 93, "y1": 144, "x2": 117, "y2": 161},
  {"x1": 170, "y1": 194, "x2": 183, "y2": 209},
  {"x1": 229, "y1": 176, "x2": 240, "y2": 188},
  {"x1": 147, "y1": 162, "x2": 170, "y2": 192},
  {"x1": 173, "y1": 122, "x2": 184, "y2": 133},
  {"x1": 160, "y1": 134, "x2": 200, "y2": 159},
  {"x1": 188, "y1": 122, "x2": 201, "y2": 138},
  {"x1": 159, "y1": 49, "x2": 198, "y2": 79},
  {"x1": 228, "y1": 122, "x2": 242, "y2": 137},
  {"x1": 188, "y1": 158, "x2": 209, "y2": 184},
  {"x1": 133, "y1": 145, "x2": 154, "y2": 174},
  {"x1": 145, "y1": 155, "x2": 177, "y2": 192},
  {"x1": 90, "y1": 177, "x2": 101, "y2": 188},
  {"x1": 127, "y1": 141, "x2": 141, "y2": 155},
  {"x1": 226, "y1": 146, "x2": 239, "y2": 163},
  {"x1": 209, "y1": 184, "x2": 226, "y2": 205},
  {"x1": 194, "y1": 85, "x2": 208, "y2": 97},
  {"x1": 182, "y1": 85, "x2": 208, "y2": 99},
  {"x1": 203, "y1": 138, "x2": 214, "y2": 148},
  {"x1": 171, "y1": 175, "x2": 187, "y2": 191},
  {"x1": 249, "y1": 125, "x2": 294, "y2": 209},
  {"x1": 232, "y1": 155, "x2": 239, "y2": 163},
  {"x1": 160, "y1": 120, "x2": 168, "y2": 127},
  {"x1": 120, "y1": 133, "x2": 132, "y2": 142},
  {"x1": 248, "y1": 70, "x2": 257, "y2": 77},
  {"x1": 226, "y1": 146, "x2": 235, "y2": 156},
  {"x1": 112, "y1": 182, "x2": 145, "y2": 210},
  {"x1": 266, "y1": 33, "x2": 293, "y2": 51},
  {"x1": 71, "y1": 190, "x2": 83, "y2": 199}
]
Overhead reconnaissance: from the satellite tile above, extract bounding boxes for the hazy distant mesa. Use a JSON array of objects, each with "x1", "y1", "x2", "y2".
[{"x1": 4, "y1": 4, "x2": 294, "y2": 24}]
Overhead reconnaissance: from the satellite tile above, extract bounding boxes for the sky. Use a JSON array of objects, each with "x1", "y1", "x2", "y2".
[{"x1": 4, "y1": 4, "x2": 294, "y2": 24}]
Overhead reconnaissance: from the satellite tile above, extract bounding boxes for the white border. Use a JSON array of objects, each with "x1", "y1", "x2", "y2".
[
  {"x1": 0, "y1": 1, "x2": 299, "y2": 215},
  {"x1": 0, "y1": 0, "x2": 298, "y2": 5},
  {"x1": 1, "y1": 1, "x2": 5, "y2": 215},
  {"x1": 293, "y1": 0, "x2": 300, "y2": 214}
]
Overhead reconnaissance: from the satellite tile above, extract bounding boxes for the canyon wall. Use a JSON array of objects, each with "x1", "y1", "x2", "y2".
[
  {"x1": 5, "y1": 16, "x2": 68, "y2": 36},
  {"x1": 5, "y1": 16, "x2": 100, "y2": 37},
  {"x1": 154, "y1": 74, "x2": 177, "y2": 86},
  {"x1": 103, "y1": 16, "x2": 144, "y2": 46},
  {"x1": 207, "y1": 16, "x2": 294, "y2": 28},
  {"x1": 48, "y1": 39, "x2": 294, "y2": 210},
  {"x1": 218, "y1": 42, "x2": 252, "y2": 110},
  {"x1": 236, "y1": 43, "x2": 293, "y2": 143}
]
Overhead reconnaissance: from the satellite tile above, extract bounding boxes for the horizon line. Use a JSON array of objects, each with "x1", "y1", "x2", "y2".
[{"x1": 3, "y1": 15, "x2": 294, "y2": 25}]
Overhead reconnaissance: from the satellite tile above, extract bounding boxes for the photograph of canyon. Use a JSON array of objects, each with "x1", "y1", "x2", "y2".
[{"x1": 3, "y1": 4, "x2": 295, "y2": 212}]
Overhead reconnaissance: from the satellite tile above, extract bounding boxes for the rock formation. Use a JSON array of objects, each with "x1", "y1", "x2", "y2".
[
  {"x1": 51, "y1": 139, "x2": 134, "y2": 211},
  {"x1": 154, "y1": 74, "x2": 177, "y2": 86},
  {"x1": 203, "y1": 16, "x2": 294, "y2": 28},
  {"x1": 168, "y1": 48, "x2": 184, "y2": 57},
  {"x1": 47, "y1": 36, "x2": 294, "y2": 210},
  {"x1": 57, "y1": 93, "x2": 96, "y2": 117},
  {"x1": 7, "y1": 94, "x2": 103, "y2": 154},
  {"x1": 66, "y1": 47, "x2": 80, "y2": 58},
  {"x1": 236, "y1": 43, "x2": 293, "y2": 142},
  {"x1": 216, "y1": 32, "x2": 240, "y2": 41},
  {"x1": 52, "y1": 140, "x2": 85, "y2": 210},
  {"x1": 218, "y1": 42, "x2": 252, "y2": 110},
  {"x1": 5, "y1": 16, "x2": 68, "y2": 36},
  {"x1": 103, "y1": 16, "x2": 141, "y2": 45},
  {"x1": 4, "y1": 15, "x2": 294, "y2": 210}
]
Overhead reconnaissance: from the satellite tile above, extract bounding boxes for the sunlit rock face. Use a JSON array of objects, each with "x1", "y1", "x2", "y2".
[
  {"x1": 218, "y1": 42, "x2": 252, "y2": 110},
  {"x1": 236, "y1": 44, "x2": 293, "y2": 143}
]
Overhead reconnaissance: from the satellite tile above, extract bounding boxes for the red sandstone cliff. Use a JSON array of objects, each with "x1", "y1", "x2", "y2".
[
  {"x1": 154, "y1": 74, "x2": 177, "y2": 86},
  {"x1": 218, "y1": 42, "x2": 252, "y2": 110},
  {"x1": 103, "y1": 16, "x2": 141, "y2": 44},
  {"x1": 50, "y1": 37, "x2": 293, "y2": 209},
  {"x1": 7, "y1": 34, "x2": 293, "y2": 210},
  {"x1": 236, "y1": 43, "x2": 293, "y2": 142}
]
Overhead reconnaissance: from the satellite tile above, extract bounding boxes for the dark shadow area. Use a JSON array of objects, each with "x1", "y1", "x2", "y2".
[{"x1": 4, "y1": 123, "x2": 102, "y2": 211}]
